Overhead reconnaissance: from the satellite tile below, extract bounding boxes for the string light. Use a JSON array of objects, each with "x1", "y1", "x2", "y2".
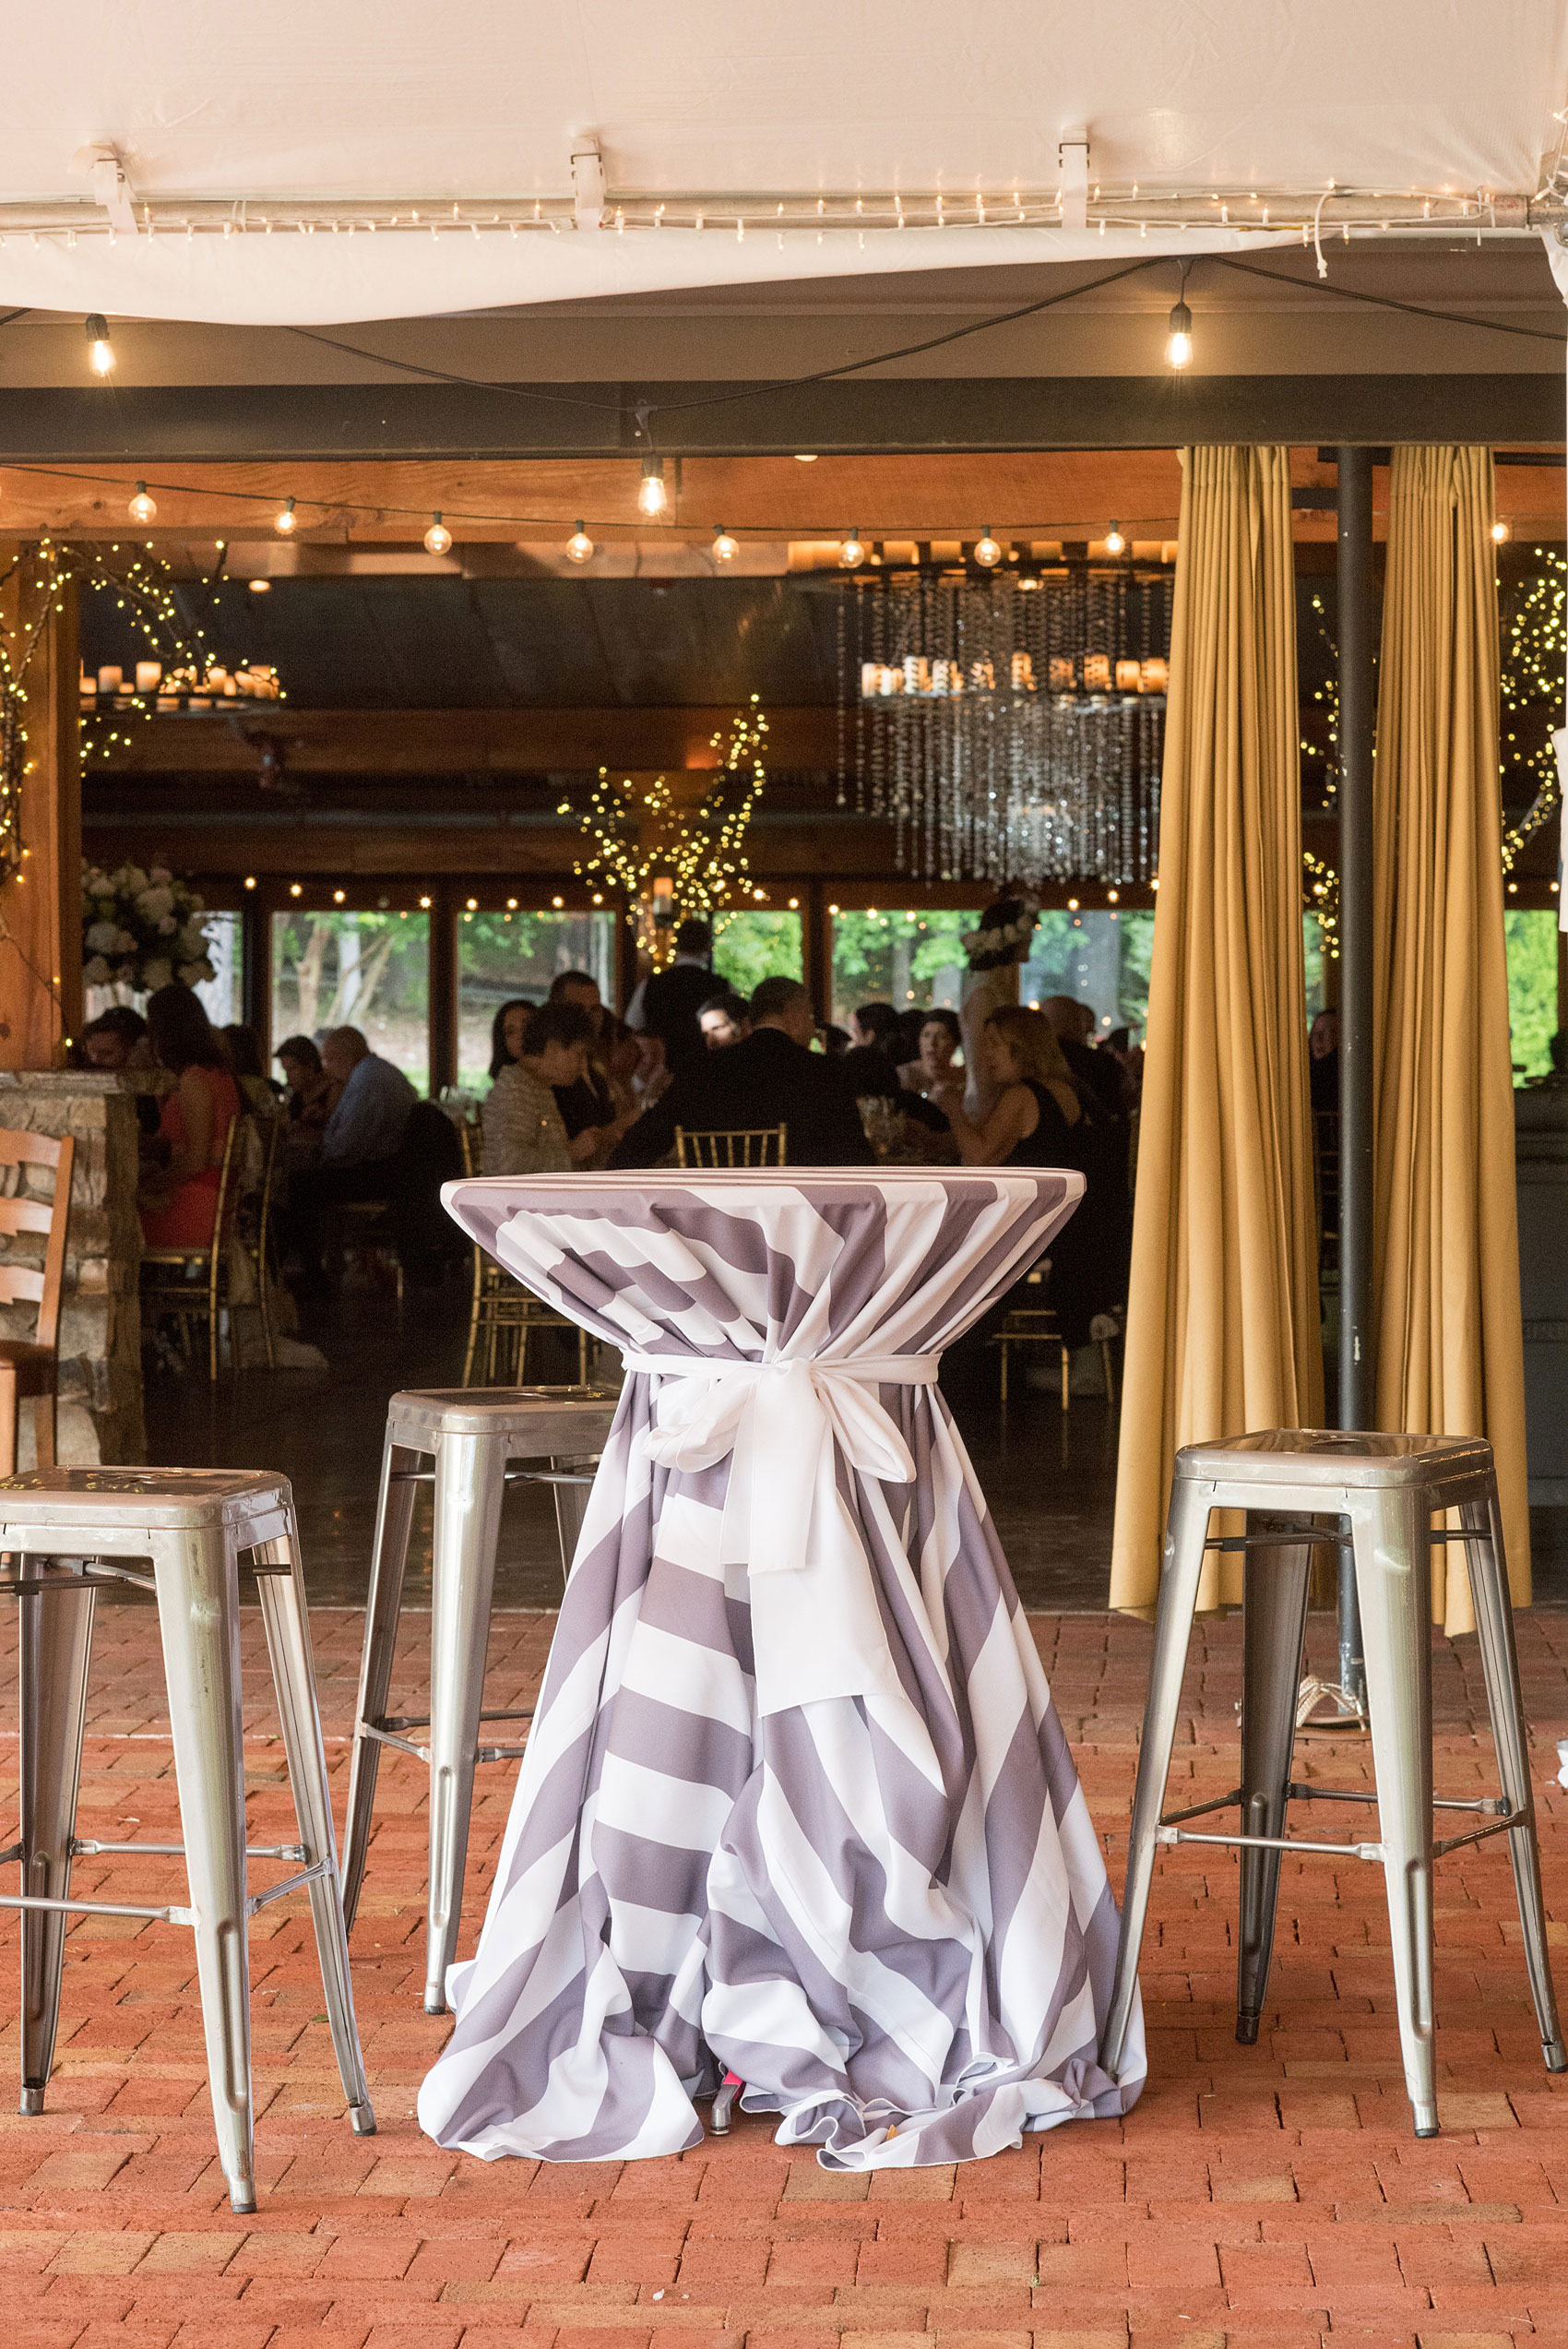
[
  {"x1": 127, "y1": 482, "x2": 157, "y2": 525},
  {"x1": 424, "y1": 512, "x2": 453, "y2": 555},
  {"x1": 1104, "y1": 522, "x2": 1126, "y2": 555},
  {"x1": 838, "y1": 530, "x2": 867, "y2": 569},
  {"x1": 564, "y1": 521, "x2": 594, "y2": 564},
  {"x1": 1491, "y1": 518, "x2": 1511, "y2": 543},
  {"x1": 244, "y1": 876, "x2": 256, "y2": 889},
  {"x1": 274, "y1": 495, "x2": 298, "y2": 536},
  {"x1": 1166, "y1": 298, "x2": 1194, "y2": 368},
  {"x1": 247, "y1": 577, "x2": 271, "y2": 592},
  {"x1": 637, "y1": 456, "x2": 668, "y2": 519},
  {"x1": 973, "y1": 531, "x2": 1003, "y2": 568},
  {"x1": 711, "y1": 526, "x2": 739, "y2": 564},
  {"x1": 84, "y1": 315, "x2": 113, "y2": 376}
]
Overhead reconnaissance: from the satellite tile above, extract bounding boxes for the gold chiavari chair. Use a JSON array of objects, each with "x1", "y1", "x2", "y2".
[
  {"x1": 994, "y1": 1266, "x2": 1117, "y2": 1410},
  {"x1": 457, "y1": 1118, "x2": 589, "y2": 1386},
  {"x1": 673, "y1": 1124, "x2": 788, "y2": 1168}
]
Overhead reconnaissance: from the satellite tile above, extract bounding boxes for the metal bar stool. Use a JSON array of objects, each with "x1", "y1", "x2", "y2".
[
  {"x1": 1099, "y1": 1429, "x2": 1566, "y2": 2137},
  {"x1": 342, "y1": 1385, "x2": 619, "y2": 2012},
  {"x1": 0, "y1": 1467, "x2": 374, "y2": 2213}
]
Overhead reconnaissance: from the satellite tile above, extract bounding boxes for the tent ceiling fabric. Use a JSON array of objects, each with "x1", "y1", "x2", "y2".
[{"x1": 1, "y1": 2, "x2": 1564, "y2": 324}]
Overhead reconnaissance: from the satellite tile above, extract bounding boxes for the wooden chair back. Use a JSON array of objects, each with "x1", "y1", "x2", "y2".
[
  {"x1": 0, "y1": 1127, "x2": 75, "y2": 1352},
  {"x1": 674, "y1": 1124, "x2": 788, "y2": 1168}
]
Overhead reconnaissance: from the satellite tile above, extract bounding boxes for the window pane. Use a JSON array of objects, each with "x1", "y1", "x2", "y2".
[
  {"x1": 830, "y1": 910, "x2": 978, "y2": 1029},
  {"x1": 457, "y1": 910, "x2": 617, "y2": 1091},
  {"x1": 271, "y1": 910, "x2": 430, "y2": 1092},
  {"x1": 1019, "y1": 910, "x2": 1156, "y2": 1041},
  {"x1": 712, "y1": 910, "x2": 802, "y2": 997},
  {"x1": 1506, "y1": 908, "x2": 1559, "y2": 1083},
  {"x1": 192, "y1": 911, "x2": 244, "y2": 1031}
]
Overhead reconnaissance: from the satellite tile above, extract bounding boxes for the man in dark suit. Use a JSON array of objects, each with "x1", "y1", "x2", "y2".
[
  {"x1": 628, "y1": 917, "x2": 717, "y2": 1079},
  {"x1": 609, "y1": 976, "x2": 874, "y2": 1168}
]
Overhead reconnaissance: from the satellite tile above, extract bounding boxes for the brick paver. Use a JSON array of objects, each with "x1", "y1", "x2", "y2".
[{"x1": 0, "y1": 1603, "x2": 1564, "y2": 2349}]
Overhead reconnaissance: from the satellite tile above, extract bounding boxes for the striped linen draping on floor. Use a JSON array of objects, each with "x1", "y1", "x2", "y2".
[{"x1": 418, "y1": 1170, "x2": 1146, "y2": 2168}]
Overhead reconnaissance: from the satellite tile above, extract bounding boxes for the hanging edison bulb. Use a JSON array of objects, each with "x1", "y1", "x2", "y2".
[
  {"x1": 565, "y1": 521, "x2": 594, "y2": 564},
  {"x1": 1104, "y1": 521, "x2": 1125, "y2": 555},
  {"x1": 637, "y1": 456, "x2": 667, "y2": 518},
  {"x1": 424, "y1": 512, "x2": 454, "y2": 555},
  {"x1": 1166, "y1": 299, "x2": 1193, "y2": 368},
  {"x1": 712, "y1": 526, "x2": 739, "y2": 564},
  {"x1": 838, "y1": 529, "x2": 866, "y2": 568},
  {"x1": 274, "y1": 496, "x2": 298, "y2": 536},
  {"x1": 973, "y1": 530, "x2": 1003, "y2": 568},
  {"x1": 85, "y1": 314, "x2": 114, "y2": 376},
  {"x1": 128, "y1": 481, "x2": 158, "y2": 524}
]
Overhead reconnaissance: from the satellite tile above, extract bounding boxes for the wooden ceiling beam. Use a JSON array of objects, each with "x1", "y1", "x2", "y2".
[{"x1": 92, "y1": 703, "x2": 841, "y2": 775}]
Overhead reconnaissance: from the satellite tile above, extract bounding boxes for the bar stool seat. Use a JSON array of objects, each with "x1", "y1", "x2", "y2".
[
  {"x1": 1099, "y1": 1428, "x2": 1566, "y2": 2137},
  {"x1": 342, "y1": 1385, "x2": 619, "y2": 2012},
  {"x1": 0, "y1": 1466, "x2": 374, "y2": 2214}
]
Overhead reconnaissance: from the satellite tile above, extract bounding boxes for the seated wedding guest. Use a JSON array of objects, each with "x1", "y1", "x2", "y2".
[
  {"x1": 849, "y1": 1000, "x2": 900, "y2": 1054},
  {"x1": 222, "y1": 1023, "x2": 282, "y2": 1115},
  {"x1": 1040, "y1": 995, "x2": 1125, "y2": 1123},
  {"x1": 280, "y1": 1028, "x2": 418, "y2": 1294},
  {"x1": 611, "y1": 975, "x2": 873, "y2": 1168},
  {"x1": 81, "y1": 1005, "x2": 154, "y2": 1071},
  {"x1": 699, "y1": 990, "x2": 752, "y2": 1050},
  {"x1": 489, "y1": 997, "x2": 535, "y2": 1082},
  {"x1": 899, "y1": 1007, "x2": 963, "y2": 1099},
  {"x1": 483, "y1": 1001, "x2": 600, "y2": 1175},
  {"x1": 820, "y1": 1022, "x2": 851, "y2": 1058},
  {"x1": 545, "y1": 969, "x2": 627, "y2": 1159},
  {"x1": 276, "y1": 1033, "x2": 340, "y2": 1133},
  {"x1": 625, "y1": 917, "x2": 715, "y2": 1077},
  {"x1": 137, "y1": 984, "x2": 242, "y2": 1249}
]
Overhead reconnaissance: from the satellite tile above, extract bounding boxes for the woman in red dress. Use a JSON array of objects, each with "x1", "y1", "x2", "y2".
[{"x1": 138, "y1": 984, "x2": 243, "y2": 1249}]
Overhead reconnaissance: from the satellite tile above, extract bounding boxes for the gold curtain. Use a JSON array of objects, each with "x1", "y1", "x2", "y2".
[
  {"x1": 1110, "y1": 446, "x2": 1323, "y2": 1612},
  {"x1": 1372, "y1": 445, "x2": 1529, "y2": 1627}
]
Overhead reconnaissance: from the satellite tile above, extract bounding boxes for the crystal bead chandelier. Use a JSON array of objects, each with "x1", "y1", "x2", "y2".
[{"x1": 839, "y1": 566, "x2": 1171, "y2": 885}]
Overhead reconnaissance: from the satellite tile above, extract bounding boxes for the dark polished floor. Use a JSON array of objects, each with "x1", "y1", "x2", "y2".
[{"x1": 143, "y1": 1272, "x2": 1568, "y2": 1612}]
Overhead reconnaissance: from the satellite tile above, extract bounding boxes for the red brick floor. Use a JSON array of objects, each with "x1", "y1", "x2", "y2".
[{"x1": 2, "y1": 1601, "x2": 1567, "y2": 2349}]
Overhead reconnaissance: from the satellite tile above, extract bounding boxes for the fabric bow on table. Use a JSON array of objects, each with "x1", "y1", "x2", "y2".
[{"x1": 623, "y1": 1351, "x2": 937, "y2": 1716}]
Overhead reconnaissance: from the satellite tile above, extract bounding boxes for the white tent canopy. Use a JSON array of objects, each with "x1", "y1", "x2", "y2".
[{"x1": 0, "y1": 1, "x2": 1564, "y2": 323}]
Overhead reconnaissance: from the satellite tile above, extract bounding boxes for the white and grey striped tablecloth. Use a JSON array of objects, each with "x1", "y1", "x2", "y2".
[{"x1": 418, "y1": 1169, "x2": 1146, "y2": 2169}]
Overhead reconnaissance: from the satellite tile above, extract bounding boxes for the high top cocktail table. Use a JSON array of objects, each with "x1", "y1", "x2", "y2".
[{"x1": 417, "y1": 1168, "x2": 1146, "y2": 2170}]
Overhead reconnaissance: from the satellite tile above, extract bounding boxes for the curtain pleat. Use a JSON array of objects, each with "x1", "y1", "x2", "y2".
[
  {"x1": 1372, "y1": 445, "x2": 1530, "y2": 1628},
  {"x1": 1110, "y1": 447, "x2": 1323, "y2": 1613}
]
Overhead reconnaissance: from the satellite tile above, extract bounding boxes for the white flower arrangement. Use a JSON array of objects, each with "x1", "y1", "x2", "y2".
[{"x1": 81, "y1": 859, "x2": 216, "y2": 993}]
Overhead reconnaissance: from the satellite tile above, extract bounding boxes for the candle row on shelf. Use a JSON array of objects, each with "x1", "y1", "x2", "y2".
[
  {"x1": 860, "y1": 652, "x2": 1170, "y2": 700},
  {"x1": 81, "y1": 662, "x2": 282, "y2": 707}
]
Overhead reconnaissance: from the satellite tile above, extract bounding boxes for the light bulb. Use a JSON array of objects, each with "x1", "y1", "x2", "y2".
[
  {"x1": 1491, "y1": 518, "x2": 1510, "y2": 543},
  {"x1": 1104, "y1": 522, "x2": 1125, "y2": 555},
  {"x1": 712, "y1": 526, "x2": 739, "y2": 564},
  {"x1": 565, "y1": 521, "x2": 594, "y2": 564},
  {"x1": 247, "y1": 578, "x2": 271, "y2": 593},
  {"x1": 424, "y1": 512, "x2": 453, "y2": 555},
  {"x1": 85, "y1": 314, "x2": 114, "y2": 376},
  {"x1": 973, "y1": 531, "x2": 1003, "y2": 568},
  {"x1": 128, "y1": 481, "x2": 157, "y2": 524},
  {"x1": 838, "y1": 530, "x2": 866, "y2": 569},
  {"x1": 1166, "y1": 300, "x2": 1194, "y2": 368},
  {"x1": 274, "y1": 496, "x2": 297, "y2": 536},
  {"x1": 637, "y1": 456, "x2": 667, "y2": 518}
]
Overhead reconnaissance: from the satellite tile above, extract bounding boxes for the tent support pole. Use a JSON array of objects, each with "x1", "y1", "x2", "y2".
[{"x1": 1336, "y1": 443, "x2": 1376, "y2": 1711}]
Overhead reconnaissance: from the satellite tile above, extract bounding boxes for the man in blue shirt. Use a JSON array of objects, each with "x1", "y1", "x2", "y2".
[{"x1": 282, "y1": 1028, "x2": 417, "y2": 1296}]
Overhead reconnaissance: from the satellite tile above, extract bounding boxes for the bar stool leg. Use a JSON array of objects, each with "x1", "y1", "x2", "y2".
[
  {"x1": 1353, "y1": 1490, "x2": 1439, "y2": 2136},
  {"x1": 549, "y1": 1455, "x2": 593, "y2": 1585},
  {"x1": 153, "y1": 1526, "x2": 257, "y2": 2211},
  {"x1": 1460, "y1": 1493, "x2": 1568, "y2": 2072},
  {"x1": 342, "y1": 1435, "x2": 422, "y2": 1932},
  {"x1": 1236, "y1": 1514, "x2": 1313, "y2": 2045},
  {"x1": 251, "y1": 1524, "x2": 377, "y2": 2135},
  {"x1": 1099, "y1": 1475, "x2": 1212, "y2": 2077},
  {"x1": 424, "y1": 1430, "x2": 505, "y2": 2013},
  {"x1": 18, "y1": 1560, "x2": 96, "y2": 2116}
]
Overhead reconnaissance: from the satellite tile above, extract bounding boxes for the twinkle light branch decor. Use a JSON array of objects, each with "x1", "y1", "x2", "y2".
[
  {"x1": 569, "y1": 698, "x2": 769, "y2": 959},
  {"x1": 841, "y1": 566, "x2": 1170, "y2": 886},
  {"x1": 1500, "y1": 548, "x2": 1565, "y2": 874}
]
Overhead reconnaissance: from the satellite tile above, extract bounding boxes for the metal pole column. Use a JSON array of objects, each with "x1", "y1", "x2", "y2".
[{"x1": 1336, "y1": 444, "x2": 1376, "y2": 1709}]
